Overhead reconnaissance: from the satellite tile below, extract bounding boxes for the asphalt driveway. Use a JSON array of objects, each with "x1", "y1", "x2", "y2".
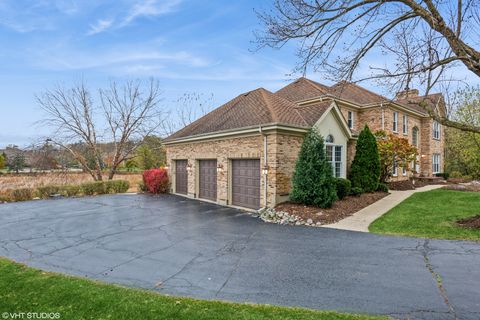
[{"x1": 0, "y1": 194, "x2": 479, "y2": 320}]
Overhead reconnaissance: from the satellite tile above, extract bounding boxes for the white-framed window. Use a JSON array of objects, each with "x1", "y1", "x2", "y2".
[
  {"x1": 347, "y1": 111, "x2": 354, "y2": 129},
  {"x1": 325, "y1": 135, "x2": 343, "y2": 178},
  {"x1": 393, "y1": 159, "x2": 398, "y2": 176},
  {"x1": 412, "y1": 127, "x2": 419, "y2": 146},
  {"x1": 433, "y1": 121, "x2": 441, "y2": 140},
  {"x1": 432, "y1": 153, "x2": 441, "y2": 173},
  {"x1": 402, "y1": 114, "x2": 408, "y2": 134},
  {"x1": 393, "y1": 112, "x2": 398, "y2": 132},
  {"x1": 402, "y1": 166, "x2": 407, "y2": 176}
]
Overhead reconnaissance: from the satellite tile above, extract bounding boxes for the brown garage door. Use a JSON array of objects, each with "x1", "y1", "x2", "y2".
[
  {"x1": 232, "y1": 159, "x2": 261, "y2": 209},
  {"x1": 199, "y1": 160, "x2": 217, "y2": 201},
  {"x1": 175, "y1": 160, "x2": 188, "y2": 194}
]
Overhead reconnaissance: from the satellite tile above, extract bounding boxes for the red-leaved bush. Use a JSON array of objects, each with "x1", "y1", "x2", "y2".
[{"x1": 142, "y1": 168, "x2": 170, "y2": 194}]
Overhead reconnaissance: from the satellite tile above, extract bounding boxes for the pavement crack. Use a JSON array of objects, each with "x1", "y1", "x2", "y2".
[{"x1": 419, "y1": 239, "x2": 458, "y2": 320}]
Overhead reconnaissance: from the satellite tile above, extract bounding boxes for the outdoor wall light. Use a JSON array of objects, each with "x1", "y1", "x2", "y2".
[
  {"x1": 216, "y1": 163, "x2": 224, "y2": 174},
  {"x1": 186, "y1": 163, "x2": 193, "y2": 172},
  {"x1": 262, "y1": 165, "x2": 269, "y2": 175},
  {"x1": 164, "y1": 165, "x2": 169, "y2": 170}
]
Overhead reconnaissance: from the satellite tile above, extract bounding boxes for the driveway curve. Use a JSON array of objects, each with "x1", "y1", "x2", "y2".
[{"x1": 0, "y1": 194, "x2": 479, "y2": 320}]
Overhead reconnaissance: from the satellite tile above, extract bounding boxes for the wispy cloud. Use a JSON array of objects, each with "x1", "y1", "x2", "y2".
[
  {"x1": 87, "y1": 19, "x2": 114, "y2": 35},
  {"x1": 87, "y1": 0, "x2": 182, "y2": 35}
]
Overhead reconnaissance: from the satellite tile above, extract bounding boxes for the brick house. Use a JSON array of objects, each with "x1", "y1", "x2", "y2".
[{"x1": 164, "y1": 78, "x2": 445, "y2": 210}]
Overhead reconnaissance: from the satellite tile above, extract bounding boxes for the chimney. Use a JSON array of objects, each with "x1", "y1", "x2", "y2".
[{"x1": 395, "y1": 88, "x2": 419, "y2": 100}]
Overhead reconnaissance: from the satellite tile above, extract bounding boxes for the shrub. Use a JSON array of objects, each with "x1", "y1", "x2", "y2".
[
  {"x1": 142, "y1": 168, "x2": 170, "y2": 194},
  {"x1": 335, "y1": 178, "x2": 351, "y2": 200},
  {"x1": 36, "y1": 185, "x2": 61, "y2": 199},
  {"x1": 106, "y1": 180, "x2": 130, "y2": 193},
  {"x1": 137, "y1": 182, "x2": 147, "y2": 192},
  {"x1": 10, "y1": 188, "x2": 34, "y2": 202},
  {"x1": 376, "y1": 183, "x2": 389, "y2": 193},
  {"x1": 349, "y1": 125, "x2": 381, "y2": 192},
  {"x1": 434, "y1": 172, "x2": 450, "y2": 180},
  {"x1": 290, "y1": 129, "x2": 337, "y2": 208},
  {"x1": 449, "y1": 171, "x2": 463, "y2": 179},
  {"x1": 62, "y1": 185, "x2": 81, "y2": 197},
  {"x1": 81, "y1": 181, "x2": 107, "y2": 195},
  {"x1": 350, "y1": 187, "x2": 364, "y2": 196}
]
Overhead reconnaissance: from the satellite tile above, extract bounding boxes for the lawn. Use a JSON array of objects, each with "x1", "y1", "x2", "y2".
[
  {"x1": 0, "y1": 258, "x2": 385, "y2": 320},
  {"x1": 369, "y1": 189, "x2": 480, "y2": 241}
]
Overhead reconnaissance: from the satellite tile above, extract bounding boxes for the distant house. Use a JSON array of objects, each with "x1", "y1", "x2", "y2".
[{"x1": 164, "y1": 78, "x2": 445, "y2": 210}]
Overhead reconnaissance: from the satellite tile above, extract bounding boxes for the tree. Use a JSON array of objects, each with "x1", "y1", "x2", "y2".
[
  {"x1": 375, "y1": 131, "x2": 418, "y2": 183},
  {"x1": 256, "y1": 0, "x2": 480, "y2": 133},
  {"x1": 0, "y1": 153, "x2": 6, "y2": 170},
  {"x1": 30, "y1": 141, "x2": 58, "y2": 171},
  {"x1": 37, "y1": 79, "x2": 164, "y2": 181},
  {"x1": 290, "y1": 129, "x2": 337, "y2": 208},
  {"x1": 445, "y1": 86, "x2": 480, "y2": 179},
  {"x1": 349, "y1": 125, "x2": 381, "y2": 192},
  {"x1": 10, "y1": 152, "x2": 26, "y2": 174}
]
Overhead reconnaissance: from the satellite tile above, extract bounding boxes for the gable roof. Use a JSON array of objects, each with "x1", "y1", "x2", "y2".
[
  {"x1": 276, "y1": 77, "x2": 329, "y2": 102},
  {"x1": 328, "y1": 81, "x2": 389, "y2": 105},
  {"x1": 165, "y1": 88, "x2": 309, "y2": 141},
  {"x1": 394, "y1": 93, "x2": 443, "y2": 116}
]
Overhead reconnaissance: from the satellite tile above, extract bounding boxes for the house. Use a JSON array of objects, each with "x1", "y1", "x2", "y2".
[{"x1": 164, "y1": 78, "x2": 445, "y2": 210}]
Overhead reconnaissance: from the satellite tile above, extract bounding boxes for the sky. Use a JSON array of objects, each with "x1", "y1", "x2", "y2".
[{"x1": 0, "y1": 0, "x2": 478, "y2": 148}]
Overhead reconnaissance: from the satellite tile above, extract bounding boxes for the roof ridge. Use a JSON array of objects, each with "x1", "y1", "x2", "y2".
[
  {"x1": 332, "y1": 80, "x2": 388, "y2": 101},
  {"x1": 301, "y1": 77, "x2": 328, "y2": 94}
]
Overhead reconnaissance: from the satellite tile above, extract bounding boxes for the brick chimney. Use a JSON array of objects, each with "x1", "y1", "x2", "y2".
[{"x1": 395, "y1": 88, "x2": 419, "y2": 100}]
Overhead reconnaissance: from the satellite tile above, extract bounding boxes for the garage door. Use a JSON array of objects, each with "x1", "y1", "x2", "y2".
[
  {"x1": 199, "y1": 160, "x2": 217, "y2": 201},
  {"x1": 175, "y1": 160, "x2": 188, "y2": 194},
  {"x1": 232, "y1": 159, "x2": 261, "y2": 209}
]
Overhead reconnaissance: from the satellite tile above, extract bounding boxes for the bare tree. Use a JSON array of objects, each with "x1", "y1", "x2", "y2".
[
  {"x1": 256, "y1": 0, "x2": 480, "y2": 133},
  {"x1": 37, "y1": 79, "x2": 164, "y2": 181},
  {"x1": 162, "y1": 92, "x2": 214, "y2": 136}
]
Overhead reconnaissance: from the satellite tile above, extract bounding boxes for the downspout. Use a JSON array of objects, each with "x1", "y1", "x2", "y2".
[
  {"x1": 259, "y1": 126, "x2": 268, "y2": 208},
  {"x1": 381, "y1": 102, "x2": 385, "y2": 130}
]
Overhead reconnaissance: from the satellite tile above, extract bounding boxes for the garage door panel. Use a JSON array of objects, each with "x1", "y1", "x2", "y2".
[
  {"x1": 199, "y1": 160, "x2": 217, "y2": 201},
  {"x1": 175, "y1": 160, "x2": 188, "y2": 195},
  {"x1": 232, "y1": 159, "x2": 260, "y2": 209}
]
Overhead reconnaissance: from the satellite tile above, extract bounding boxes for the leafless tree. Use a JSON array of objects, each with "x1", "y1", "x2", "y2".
[
  {"x1": 162, "y1": 92, "x2": 214, "y2": 136},
  {"x1": 256, "y1": 0, "x2": 480, "y2": 133},
  {"x1": 37, "y1": 79, "x2": 164, "y2": 181}
]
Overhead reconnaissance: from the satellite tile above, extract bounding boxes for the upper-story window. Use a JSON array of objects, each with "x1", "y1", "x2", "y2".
[
  {"x1": 347, "y1": 111, "x2": 354, "y2": 129},
  {"x1": 402, "y1": 114, "x2": 408, "y2": 134},
  {"x1": 393, "y1": 111, "x2": 398, "y2": 132},
  {"x1": 433, "y1": 121, "x2": 441, "y2": 140},
  {"x1": 412, "y1": 127, "x2": 419, "y2": 147}
]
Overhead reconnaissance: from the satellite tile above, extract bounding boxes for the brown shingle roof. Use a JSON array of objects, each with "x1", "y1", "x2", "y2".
[
  {"x1": 328, "y1": 81, "x2": 389, "y2": 105},
  {"x1": 293, "y1": 101, "x2": 332, "y2": 126},
  {"x1": 394, "y1": 93, "x2": 443, "y2": 116},
  {"x1": 276, "y1": 77, "x2": 329, "y2": 102},
  {"x1": 165, "y1": 88, "x2": 309, "y2": 141}
]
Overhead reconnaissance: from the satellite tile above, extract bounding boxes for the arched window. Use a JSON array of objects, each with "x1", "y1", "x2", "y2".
[
  {"x1": 412, "y1": 127, "x2": 419, "y2": 146},
  {"x1": 326, "y1": 134, "x2": 334, "y2": 143}
]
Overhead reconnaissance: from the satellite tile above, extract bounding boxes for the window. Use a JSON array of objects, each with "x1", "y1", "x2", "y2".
[
  {"x1": 433, "y1": 121, "x2": 441, "y2": 140},
  {"x1": 392, "y1": 159, "x2": 398, "y2": 176},
  {"x1": 393, "y1": 112, "x2": 398, "y2": 132},
  {"x1": 402, "y1": 114, "x2": 408, "y2": 134},
  {"x1": 326, "y1": 137, "x2": 343, "y2": 178},
  {"x1": 412, "y1": 127, "x2": 419, "y2": 146},
  {"x1": 402, "y1": 166, "x2": 407, "y2": 176},
  {"x1": 347, "y1": 111, "x2": 354, "y2": 129},
  {"x1": 433, "y1": 153, "x2": 441, "y2": 173}
]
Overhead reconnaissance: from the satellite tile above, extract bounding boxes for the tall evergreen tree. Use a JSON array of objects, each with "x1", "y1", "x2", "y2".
[
  {"x1": 349, "y1": 125, "x2": 381, "y2": 192},
  {"x1": 290, "y1": 129, "x2": 337, "y2": 208}
]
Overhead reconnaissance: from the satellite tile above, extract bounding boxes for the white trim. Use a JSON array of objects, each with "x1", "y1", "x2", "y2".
[
  {"x1": 393, "y1": 111, "x2": 398, "y2": 133},
  {"x1": 164, "y1": 123, "x2": 309, "y2": 145},
  {"x1": 402, "y1": 114, "x2": 408, "y2": 135}
]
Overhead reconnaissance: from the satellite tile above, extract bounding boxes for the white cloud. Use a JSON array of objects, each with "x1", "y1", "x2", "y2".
[
  {"x1": 88, "y1": 0, "x2": 182, "y2": 35},
  {"x1": 123, "y1": 0, "x2": 182, "y2": 25},
  {"x1": 87, "y1": 19, "x2": 115, "y2": 35}
]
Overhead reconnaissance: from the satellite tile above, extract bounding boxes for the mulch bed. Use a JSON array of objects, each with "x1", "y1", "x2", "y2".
[
  {"x1": 275, "y1": 192, "x2": 389, "y2": 225},
  {"x1": 457, "y1": 215, "x2": 480, "y2": 229}
]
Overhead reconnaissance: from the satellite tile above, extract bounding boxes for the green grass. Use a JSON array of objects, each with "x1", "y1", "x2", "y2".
[
  {"x1": 0, "y1": 258, "x2": 385, "y2": 320},
  {"x1": 369, "y1": 189, "x2": 480, "y2": 241}
]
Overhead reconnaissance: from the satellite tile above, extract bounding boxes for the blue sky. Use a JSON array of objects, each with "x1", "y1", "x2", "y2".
[{"x1": 0, "y1": 0, "x2": 478, "y2": 148}]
